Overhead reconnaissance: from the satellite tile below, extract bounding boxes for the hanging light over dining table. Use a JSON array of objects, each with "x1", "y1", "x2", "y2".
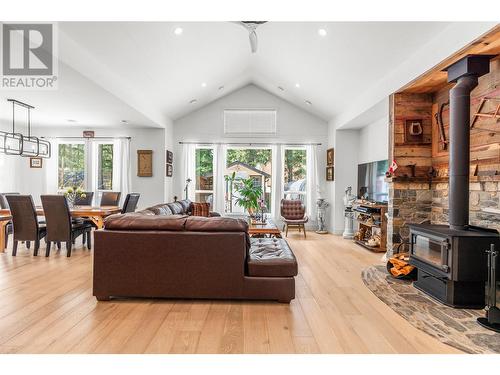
[{"x1": 0, "y1": 99, "x2": 51, "y2": 158}]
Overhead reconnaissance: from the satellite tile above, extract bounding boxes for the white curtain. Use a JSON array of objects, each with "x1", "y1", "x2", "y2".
[
  {"x1": 180, "y1": 143, "x2": 196, "y2": 201},
  {"x1": 306, "y1": 144, "x2": 320, "y2": 221},
  {"x1": 45, "y1": 138, "x2": 59, "y2": 195},
  {"x1": 116, "y1": 138, "x2": 131, "y2": 205},
  {"x1": 271, "y1": 144, "x2": 283, "y2": 220},
  {"x1": 213, "y1": 144, "x2": 227, "y2": 213}
]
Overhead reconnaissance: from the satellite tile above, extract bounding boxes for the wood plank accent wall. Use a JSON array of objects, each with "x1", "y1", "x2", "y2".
[
  {"x1": 431, "y1": 57, "x2": 500, "y2": 181},
  {"x1": 390, "y1": 92, "x2": 433, "y2": 179}
]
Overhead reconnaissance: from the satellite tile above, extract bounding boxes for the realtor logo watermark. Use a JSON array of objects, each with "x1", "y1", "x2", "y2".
[{"x1": 1, "y1": 22, "x2": 58, "y2": 90}]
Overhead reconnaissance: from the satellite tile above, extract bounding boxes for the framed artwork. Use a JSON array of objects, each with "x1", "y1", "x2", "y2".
[
  {"x1": 326, "y1": 166, "x2": 334, "y2": 181},
  {"x1": 30, "y1": 157, "x2": 42, "y2": 168},
  {"x1": 137, "y1": 150, "x2": 153, "y2": 177},
  {"x1": 166, "y1": 163, "x2": 173, "y2": 177},
  {"x1": 166, "y1": 150, "x2": 173, "y2": 164},
  {"x1": 404, "y1": 118, "x2": 426, "y2": 144},
  {"x1": 327, "y1": 148, "x2": 334, "y2": 166}
]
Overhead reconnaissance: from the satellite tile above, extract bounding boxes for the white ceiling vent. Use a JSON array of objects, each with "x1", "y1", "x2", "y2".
[{"x1": 224, "y1": 109, "x2": 277, "y2": 136}]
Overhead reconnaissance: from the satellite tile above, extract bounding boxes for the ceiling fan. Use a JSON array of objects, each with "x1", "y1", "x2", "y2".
[{"x1": 236, "y1": 21, "x2": 267, "y2": 53}]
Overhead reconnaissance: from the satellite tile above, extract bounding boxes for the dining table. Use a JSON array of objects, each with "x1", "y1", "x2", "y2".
[
  {"x1": 0, "y1": 214, "x2": 12, "y2": 253},
  {"x1": 0, "y1": 206, "x2": 121, "y2": 253}
]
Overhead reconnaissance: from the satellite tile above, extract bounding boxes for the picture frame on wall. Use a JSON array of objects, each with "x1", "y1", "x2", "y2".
[
  {"x1": 137, "y1": 150, "x2": 153, "y2": 177},
  {"x1": 30, "y1": 157, "x2": 42, "y2": 168},
  {"x1": 326, "y1": 166, "x2": 334, "y2": 181},
  {"x1": 166, "y1": 163, "x2": 173, "y2": 177},
  {"x1": 327, "y1": 148, "x2": 334, "y2": 166},
  {"x1": 166, "y1": 150, "x2": 173, "y2": 164}
]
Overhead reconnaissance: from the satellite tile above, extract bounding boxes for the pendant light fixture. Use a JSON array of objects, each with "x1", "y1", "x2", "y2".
[{"x1": 0, "y1": 99, "x2": 51, "y2": 158}]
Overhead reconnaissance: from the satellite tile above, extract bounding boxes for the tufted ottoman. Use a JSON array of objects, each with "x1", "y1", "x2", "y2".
[{"x1": 247, "y1": 238, "x2": 298, "y2": 277}]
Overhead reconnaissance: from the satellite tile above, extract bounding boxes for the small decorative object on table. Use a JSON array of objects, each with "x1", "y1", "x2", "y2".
[
  {"x1": 315, "y1": 198, "x2": 329, "y2": 234},
  {"x1": 257, "y1": 198, "x2": 267, "y2": 224},
  {"x1": 64, "y1": 187, "x2": 86, "y2": 208}
]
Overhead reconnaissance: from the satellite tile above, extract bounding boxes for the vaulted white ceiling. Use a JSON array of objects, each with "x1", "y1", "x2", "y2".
[{"x1": 0, "y1": 21, "x2": 496, "y2": 129}]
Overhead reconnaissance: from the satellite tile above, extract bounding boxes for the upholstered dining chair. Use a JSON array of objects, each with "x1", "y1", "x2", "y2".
[
  {"x1": 280, "y1": 199, "x2": 309, "y2": 238},
  {"x1": 121, "y1": 193, "x2": 140, "y2": 213},
  {"x1": 0, "y1": 192, "x2": 19, "y2": 249},
  {"x1": 74, "y1": 191, "x2": 94, "y2": 206},
  {"x1": 6, "y1": 195, "x2": 46, "y2": 256},
  {"x1": 41, "y1": 195, "x2": 93, "y2": 257},
  {"x1": 100, "y1": 191, "x2": 121, "y2": 206}
]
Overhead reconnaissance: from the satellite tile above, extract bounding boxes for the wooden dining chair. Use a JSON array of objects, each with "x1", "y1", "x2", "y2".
[
  {"x1": 41, "y1": 195, "x2": 93, "y2": 257},
  {"x1": 100, "y1": 191, "x2": 121, "y2": 206},
  {"x1": 0, "y1": 192, "x2": 19, "y2": 249},
  {"x1": 121, "y1": 193, "x2": 140, "y2": 213},
  {"x1": 6, "y1": 195, "x2": 46, "y2": 256},
  {"x1": 74, "y1": 191, "x2": 94, "y2": 206}
]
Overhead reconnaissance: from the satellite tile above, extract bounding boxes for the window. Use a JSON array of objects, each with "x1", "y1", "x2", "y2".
[
  {"x1": 97, "y1": 144, "x2": 114, "y2": 190},
  {"x1": 225, "y1": 148, "x2": 272, "y2": 214},
  {"x1": 58, "y1": 143, "x2": 85, "y2": 190},
  {"x1": 195, "y1": 147, "x2": 214, "y2": 207},
  {"x1": 283, "y1": 148, "x2": 307, "y2": 204}
]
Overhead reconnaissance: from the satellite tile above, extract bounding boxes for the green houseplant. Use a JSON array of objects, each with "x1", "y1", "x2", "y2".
[{"x1": 234, "y1": 177, "x2": 262, "y2": 215}]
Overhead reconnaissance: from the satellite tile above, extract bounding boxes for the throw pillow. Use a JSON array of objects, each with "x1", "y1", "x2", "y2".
[{"x1": 191, "y1": 202, "x2": 210, "y2": 217}]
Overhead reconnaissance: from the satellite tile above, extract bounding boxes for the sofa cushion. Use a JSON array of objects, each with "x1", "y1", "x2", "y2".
[
  {"x1": 167, "y1": 201, "x2": 185, "y2": 215},
  {"x1": 185, "y1": 216, "x2": 248, "y2": 232},
  {"x1": 247, "y1": 238, "x2": 298, "y2": 277},
  {"x1": 104, "y1": 214, "x2": 188, "y2": 231},
  {"x1": 191, "y1": 202, "x2": 210, "y2": 217},
  {"x1": 147, "y1": 203, "x2": 173, "y2": 216},
  {"x1": 178, "y1": 199, "x2": 192, "y2": 213}
]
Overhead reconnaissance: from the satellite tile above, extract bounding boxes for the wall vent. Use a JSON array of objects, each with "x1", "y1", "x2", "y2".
[{"x1": 224, "y1": 109, "x2": 277, "y2": 136}]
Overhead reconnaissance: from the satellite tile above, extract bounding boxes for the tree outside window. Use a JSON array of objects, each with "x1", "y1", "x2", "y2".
[{"x1": 58, "y1": 143, "x2": 85, "y2": 190}]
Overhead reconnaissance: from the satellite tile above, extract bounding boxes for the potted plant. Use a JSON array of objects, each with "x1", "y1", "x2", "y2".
[
  {"x1": 64, "y1": 187, "x2": 86, "y2": 208},
  {"x1": 234, "y1": 178, "x2": 262, "y2": 216}
]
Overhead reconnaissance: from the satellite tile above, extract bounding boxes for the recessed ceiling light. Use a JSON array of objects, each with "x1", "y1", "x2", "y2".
[
  {"x1": 121, "y1": 120, "x2": 128, "y2": 124},
  {"x1": 201, "y1": 82, "x2": 207, "y2": 88},
  {"x1": 189, "y1": 99, "x2": 198, "y2": 104},
  {"x1": 295, "y1": 83, "x2": 301, "y2": 88},
  {"x1": 218, "y1": 85, "x2": 224, "y2": 91},
  {"x1": 67, "y1": 119, "x2": 77, "y2": 123},
  {"x1": 318, "y1": 28, "x2": 327, "y2": 37},
  {"x1": 305, "y1": 100, "x2": 312, "y2": 106},
  {"x1": 277, "y1": 86, "x2": 285, "y2": 91},
  {"x1": 174, "y1": 27, "x2": 183, "y2": 35}
]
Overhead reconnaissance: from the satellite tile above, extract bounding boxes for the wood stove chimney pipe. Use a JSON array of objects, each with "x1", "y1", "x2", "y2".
[{"x1": 445, "y1": 55, "x2": 494, "y2": 230}]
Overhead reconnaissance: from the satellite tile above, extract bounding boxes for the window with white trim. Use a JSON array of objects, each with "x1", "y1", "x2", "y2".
[{"x1": 283, "y1": 147, "x2": 307, "y2": 204}]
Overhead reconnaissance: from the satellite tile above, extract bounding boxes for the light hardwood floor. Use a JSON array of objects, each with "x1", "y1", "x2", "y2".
[{"x1": 0, "y1": 232, "x2": 460, "y2": 354}]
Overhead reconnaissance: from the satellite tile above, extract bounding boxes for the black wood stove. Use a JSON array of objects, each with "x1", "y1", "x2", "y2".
[{"x1": 408, "y1": 55, "x2": 500, "y2": 309}]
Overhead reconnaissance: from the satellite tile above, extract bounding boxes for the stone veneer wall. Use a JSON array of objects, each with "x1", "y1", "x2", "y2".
[
  {"x1": 387, "y1": 181, "x2": 433, "y2": 256},
  {"x1": 432, "y1": 181, "x2": 500, "y2": 232}
]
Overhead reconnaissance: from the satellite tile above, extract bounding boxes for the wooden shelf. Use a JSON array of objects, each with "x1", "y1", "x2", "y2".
[
  {"x1": 357, "y1": 220, "x2": 381, "y2": 228},
  {"x1": 354, "y1": 240, "x2": 386, "y2": 253}
]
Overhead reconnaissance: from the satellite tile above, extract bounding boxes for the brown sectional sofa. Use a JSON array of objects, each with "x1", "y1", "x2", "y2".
[{"x1": 93, "y1": 203, "x2": 298, "y2": 303}]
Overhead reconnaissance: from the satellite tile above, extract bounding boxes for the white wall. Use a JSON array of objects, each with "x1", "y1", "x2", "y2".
[
  {"x1": 327, "y1": 116, "x2": 389, "y2": 234},
  {"x1": 173, "y1": 84, "x2": 329, "y2": 210},
  {"x1": 357, "y1": 116, "x2": 389, "y2": 165},
  {"x1": 0, "y1": 126, "x2": 166, "y2": 209}
]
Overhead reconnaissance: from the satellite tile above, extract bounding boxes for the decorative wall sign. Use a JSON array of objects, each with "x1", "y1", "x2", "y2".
[
  {"x1": 326, "y1": 166, "x2": 334, "y2": 181},
  {"x1": 137, "y1": 150, "x2": 153, "y2": 177},
  {"x1": 166, "y1": 150, "x2": 173, "y2": 164},
  {"x1": 166, "y1": 163, "x2": 173, "y2": 177},
  {"x1": 30, "y1": 157, "x2": 42, "y2": 168},
  {"x1": 327, "y1": 148, "x2": 334, "y2": 166},
  {"x1": 404, "y1": 118, "x2": 425, "y2": 143},
  {"x1": 83, "y1": 130, "x2": 95, "y2": 138}
]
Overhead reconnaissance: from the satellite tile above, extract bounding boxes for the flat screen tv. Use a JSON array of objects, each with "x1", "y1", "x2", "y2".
[{"x1": 357, "y1": 159, "x2": 389, "y2": 203}]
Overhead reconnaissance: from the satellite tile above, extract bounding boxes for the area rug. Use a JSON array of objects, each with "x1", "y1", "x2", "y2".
[{"x1": 361, "y1": 265, "x2": 500, "y2": 354}]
